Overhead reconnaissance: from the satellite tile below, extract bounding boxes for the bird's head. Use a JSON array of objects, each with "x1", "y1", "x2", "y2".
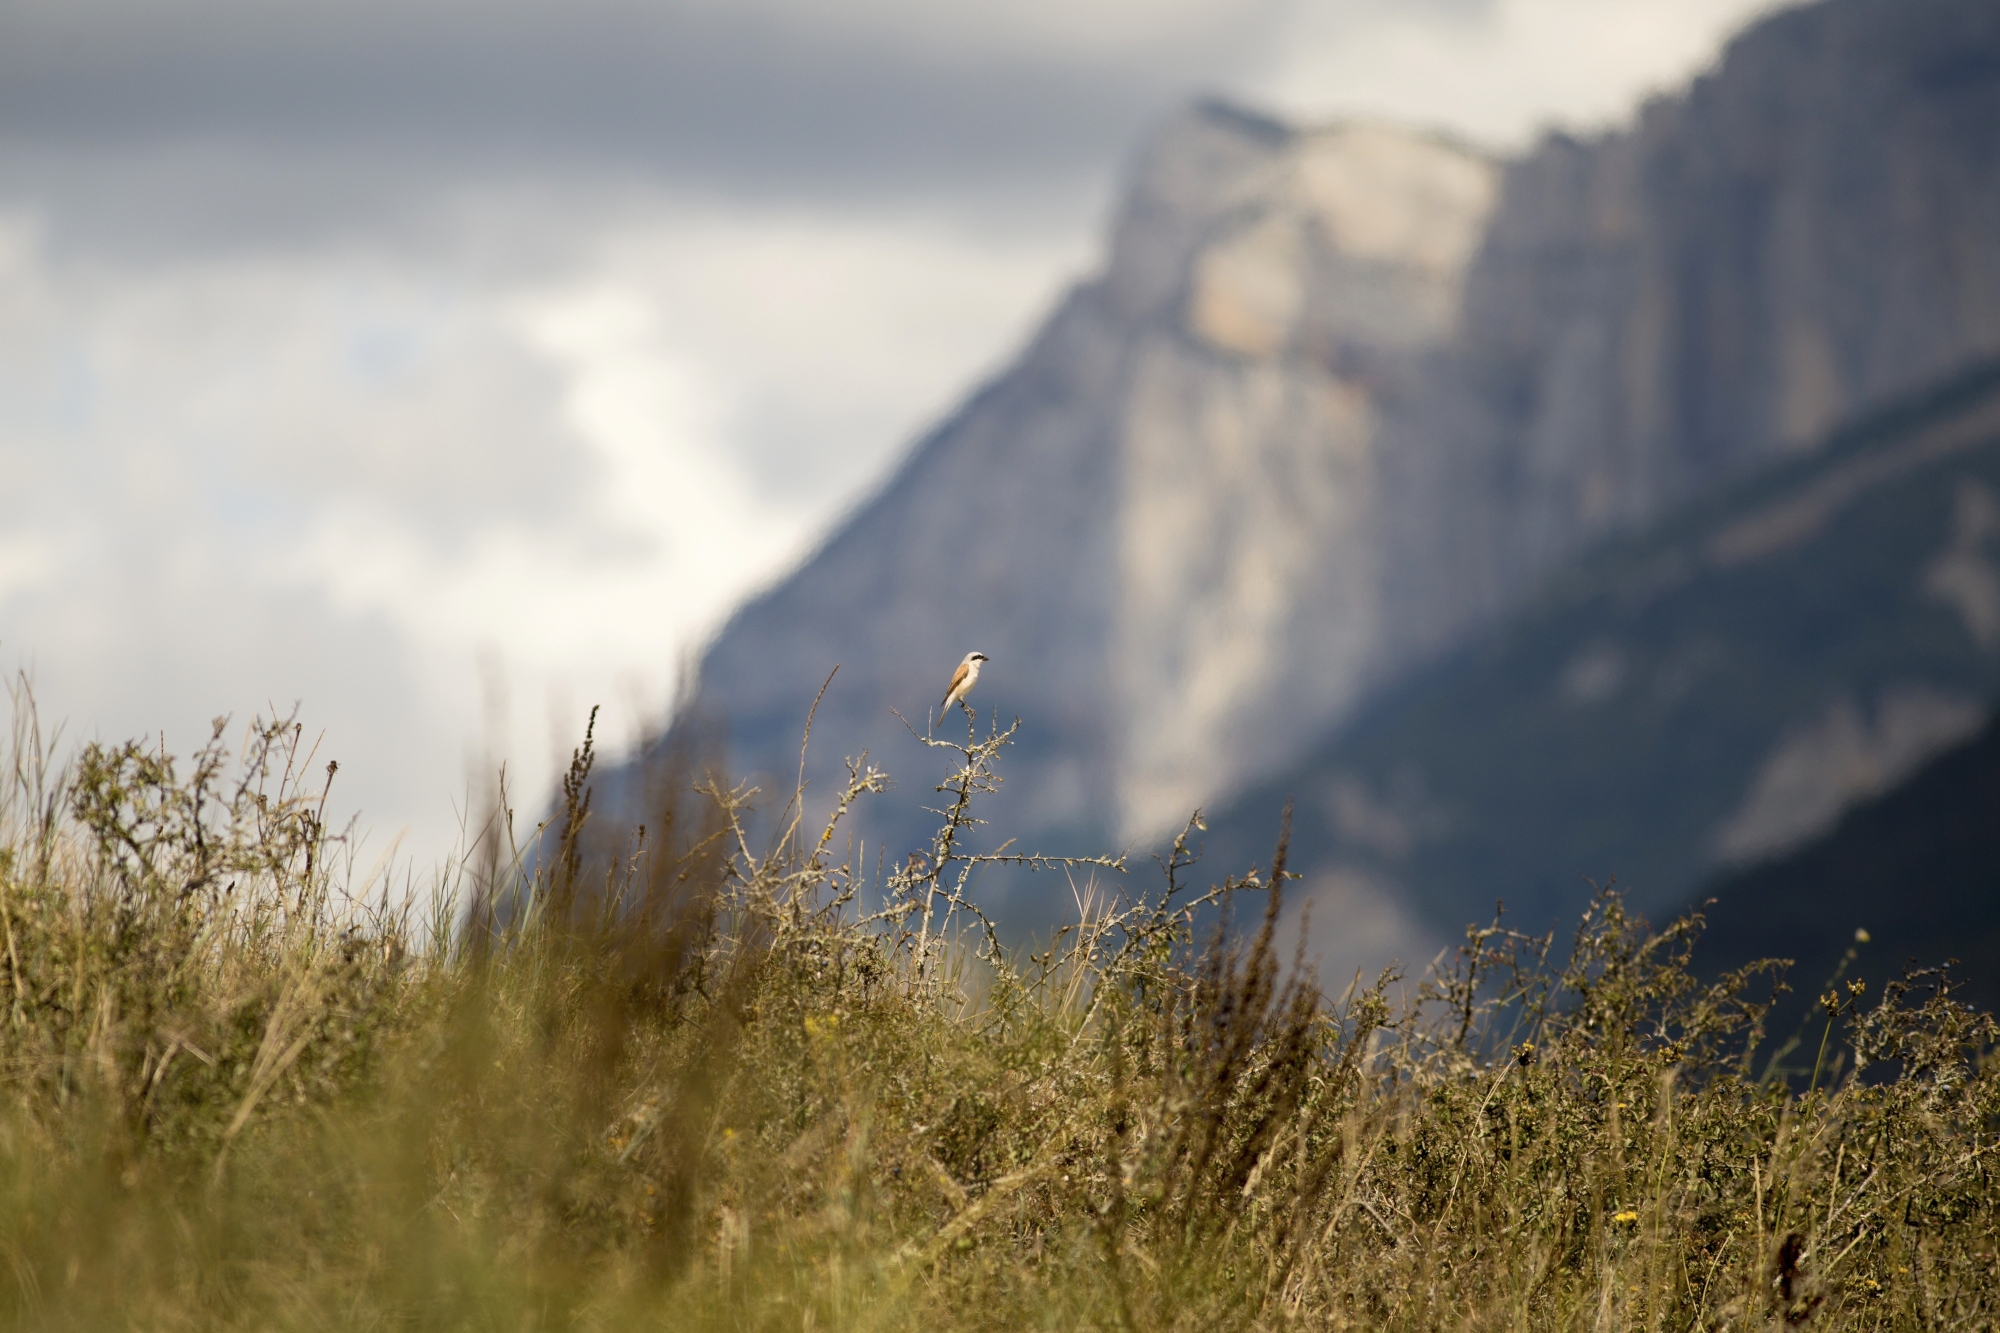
[{"x1": 968, "y1": 651, "x2": 989, "y2": 664}]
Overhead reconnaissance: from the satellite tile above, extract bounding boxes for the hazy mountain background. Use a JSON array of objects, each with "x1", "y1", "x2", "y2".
[
  {"x1": 1199, "y1": 362, "x2": 2000, "y2": 977},
  {"x1": 0, "y1": 0, "x2": 1786, "y2": 870},
  {"x1": 615, "y1": 0, "x2": 2000, "y2": 991}
]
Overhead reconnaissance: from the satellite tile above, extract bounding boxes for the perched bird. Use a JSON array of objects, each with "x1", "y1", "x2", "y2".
[{"x1": 939, "y1": 651, "x2": 989, "y2": 715}]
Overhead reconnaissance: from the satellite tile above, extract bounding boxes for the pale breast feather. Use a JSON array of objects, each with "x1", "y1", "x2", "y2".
[{"x1": 940, "y1": 660, "x2": 972, "y2": 709}]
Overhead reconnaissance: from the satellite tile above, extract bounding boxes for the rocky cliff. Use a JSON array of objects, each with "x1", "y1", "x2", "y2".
[
  {"x1": 608, "y1": 0, "x2": 2000, "y2": 923},
  {"x1": 1376, "y1": 0, "x2": 2000, "y2": 679},
  {"x1": 611, "y1": 105, "x2": 1498, "y2": 876}
]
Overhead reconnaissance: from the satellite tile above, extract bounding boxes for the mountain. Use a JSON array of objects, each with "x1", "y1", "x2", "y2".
[
  {"x1": 600, "y1": 0, "x2": 2000, "y2": 934},
  {"x1": 1689, "y1": 706, "x2": 2000, "y2": 1039},
  {"x1": 1196, "y1": 361, "x2": 2000, "y2": 979},
  {"x1": 601, "y1": 107, "x2": 1503, "y2": 892}
]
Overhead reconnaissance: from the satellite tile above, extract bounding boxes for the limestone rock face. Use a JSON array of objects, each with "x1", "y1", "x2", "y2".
[
  {"x1": 1383, "y1": 0, "x2": 2000, "y2": 656},
  {"x1": 1109, "y1": 115, "x2": 1497, "y2": 835},
  {"x1": 618, "y1": 105, "x2": 1498, "y2": 866}
]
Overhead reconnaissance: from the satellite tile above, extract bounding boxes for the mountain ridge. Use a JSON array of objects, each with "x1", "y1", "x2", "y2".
[{"x1": 601, "y1": 0, "x2": 2000, "y2": 939}]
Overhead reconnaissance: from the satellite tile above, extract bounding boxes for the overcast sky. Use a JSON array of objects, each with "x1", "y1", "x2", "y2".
[{"x1": 0, "y1": 0, "x2": 1786, "y2": 879}]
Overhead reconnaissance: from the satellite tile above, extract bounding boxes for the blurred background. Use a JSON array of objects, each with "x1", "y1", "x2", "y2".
[{"x1": 0, "y1": 0, "x2": 1782, "y2": 872}]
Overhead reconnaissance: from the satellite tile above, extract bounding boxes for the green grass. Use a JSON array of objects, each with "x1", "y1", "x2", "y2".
[{"x1": 0, "y1": 683, "x2": 1996, "y2": 1330}]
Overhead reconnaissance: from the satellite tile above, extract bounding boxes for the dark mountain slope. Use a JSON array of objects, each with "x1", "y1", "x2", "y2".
[
  {"x1": 1690, "y1": 707, "x2": 2000, "y2": 1030},
  {"x1": 1196, "y1": 362, "x2": 2000, "y2": 965}
]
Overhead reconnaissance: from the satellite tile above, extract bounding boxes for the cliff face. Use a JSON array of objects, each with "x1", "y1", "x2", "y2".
[
  {"x1": 631, "y1": 106, "x2": 1498, "y2": 867},
  {"x1": 1105, "y1": 113, "x2": 1496, "y2": 834},
  {"x1": 1383, "y1": 0, "x2": 2000, "y2": 657},
  {"x1": 617, "y1": 0, "x2": 2000, "y2": 916}
]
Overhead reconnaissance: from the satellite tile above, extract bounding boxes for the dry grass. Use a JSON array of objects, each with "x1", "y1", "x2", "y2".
[{"x1": 0, "y1": 680, "x2": 1995, "y2": 1330}]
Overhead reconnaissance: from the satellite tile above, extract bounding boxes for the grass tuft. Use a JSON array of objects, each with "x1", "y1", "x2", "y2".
[{"x1": 0, "y1": 680, "x2": 1995, "y2": 1329}]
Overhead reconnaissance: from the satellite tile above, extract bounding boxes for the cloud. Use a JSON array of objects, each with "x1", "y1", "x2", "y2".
[
  {"x1": 0, "y1": 0, "x2": 1786, "y2": 260},
  {"x1": 1257, "y1": 0, "x2": 1792, "y2": 147},
  {"x1": 0, "y1": 0, "x2": 1789, "y2": 193},
  {"x1": 0, "y1": 202, "x2": 1074, "y2": 861},
  {"x1": 0, "y1": 0, "x2": 1284, "y2": 212}
]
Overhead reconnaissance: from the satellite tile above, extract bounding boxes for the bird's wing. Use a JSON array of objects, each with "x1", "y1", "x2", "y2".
[{"x1": 940, "y1": 660, "x2": 971, "y2": 708}]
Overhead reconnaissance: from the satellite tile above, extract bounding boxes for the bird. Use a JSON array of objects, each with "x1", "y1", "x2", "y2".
[{"x1": 938, "y1": 651, "x2": 989, "y2": 716}]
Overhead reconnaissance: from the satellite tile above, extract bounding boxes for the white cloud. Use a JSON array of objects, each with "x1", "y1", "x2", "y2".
[{"x1": 1258, "y1": 0, "x2": 1792, "y2": 148}]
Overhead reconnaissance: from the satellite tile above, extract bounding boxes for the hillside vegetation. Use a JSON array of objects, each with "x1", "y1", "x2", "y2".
[{"x1": 1, "y1": 686, "x2": 1996, "y2": 1330}]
